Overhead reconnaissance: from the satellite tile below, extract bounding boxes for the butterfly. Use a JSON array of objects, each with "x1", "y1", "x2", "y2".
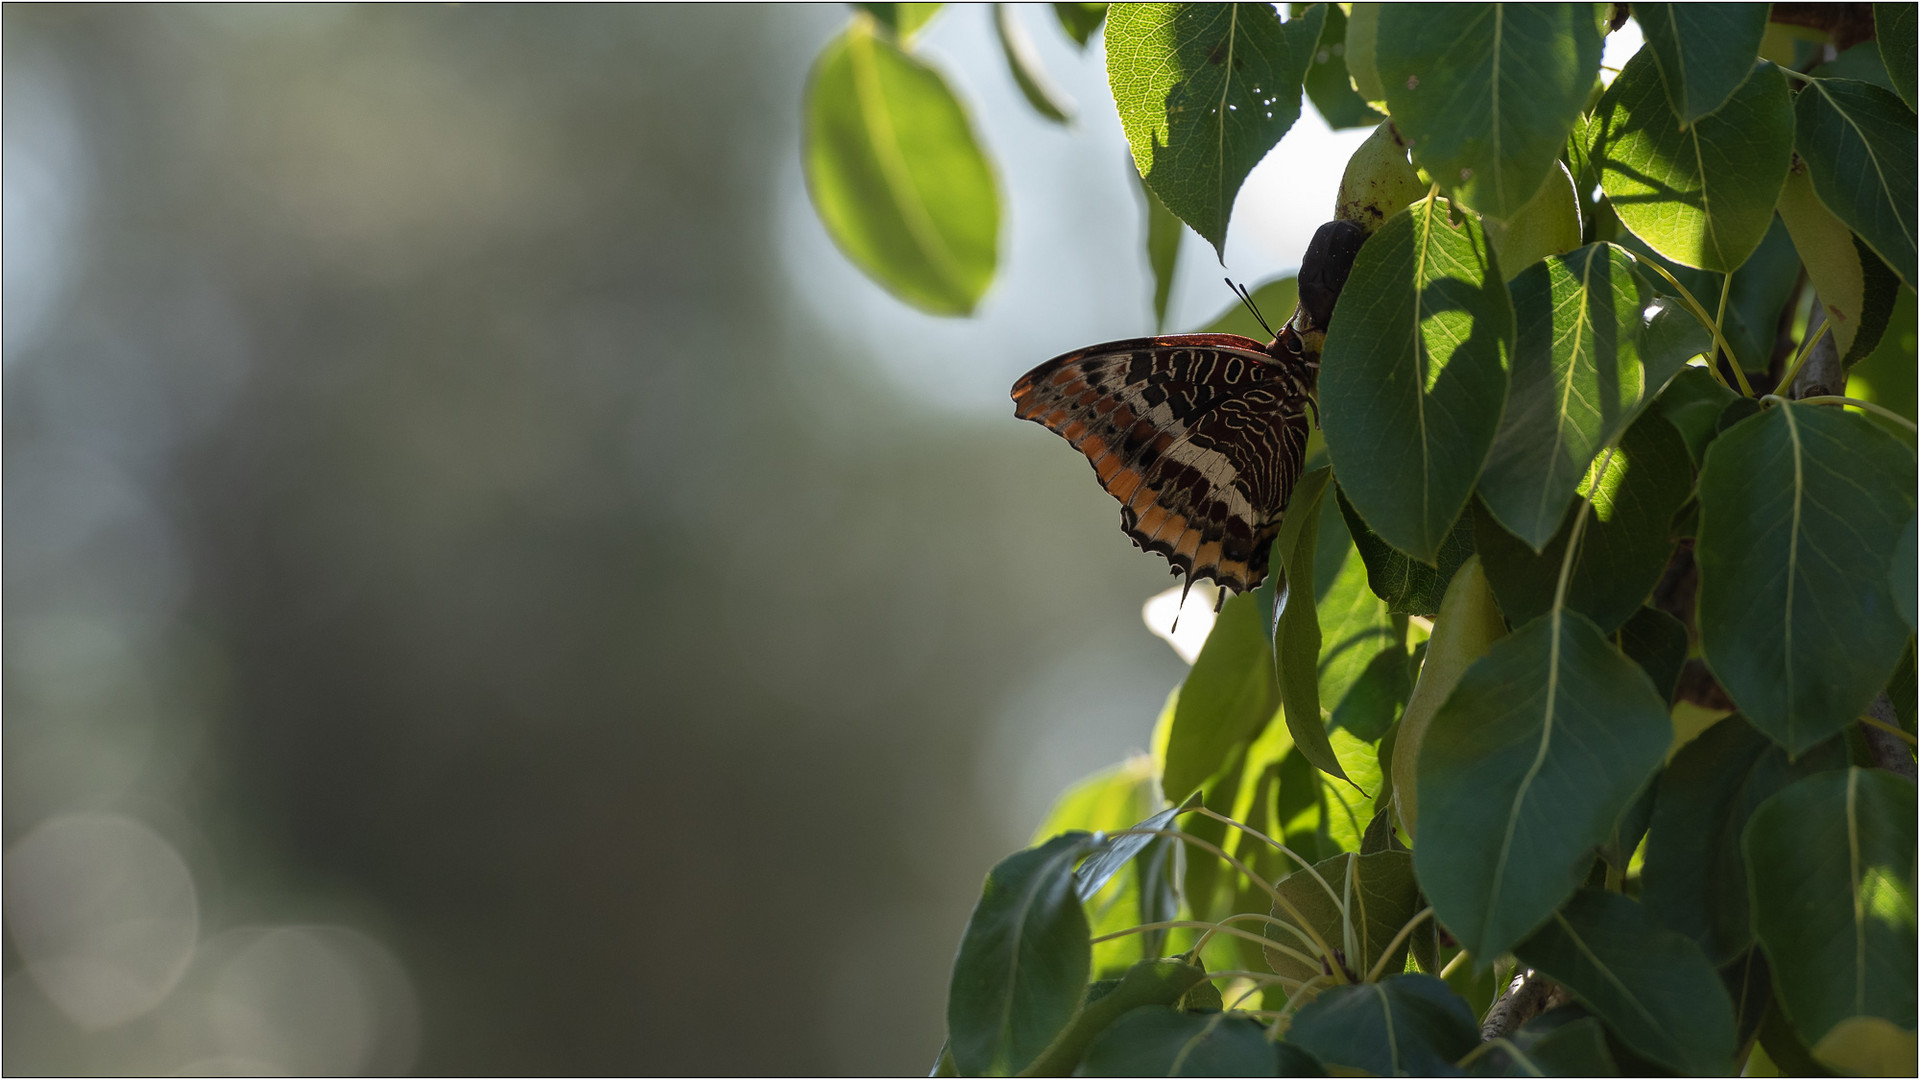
[{"x1": 1011, "y1": 220, "x2": 1364, "y2": 596}]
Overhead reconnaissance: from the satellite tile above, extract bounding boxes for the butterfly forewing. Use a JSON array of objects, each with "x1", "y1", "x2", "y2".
[{"x1": 1011, "y1": 334, "x2": 1313, "y2": 593}]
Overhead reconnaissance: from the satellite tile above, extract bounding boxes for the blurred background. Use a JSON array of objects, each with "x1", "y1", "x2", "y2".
[{"x1": 3, "y1": 6, "x2": 1371, "y2": 1073}]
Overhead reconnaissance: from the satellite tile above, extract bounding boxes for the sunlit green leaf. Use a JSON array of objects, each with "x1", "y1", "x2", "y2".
[
  {"x1": 1107, "y1": 3, "x2": 1326, "y2": 254},
  {"x1": 1263, "y1": 849, "x2": 1420, "y2": 985},
  {"x1": 855, "y1": 2, "x2": 944, "y2": 42},
  {"x1": 1287, "y1": 974, "x2": 1479, "y2": 1077},
  {"x1": 1080, "y1": 1006, "x2": 1318, "y2": 1076},
  {"x1": 1312, "y1": 490, "x2": 1403, "y2": 717},
  {"x1": 1793, "y1": 76, "x2": 1919, "y2": 288},
  {"x1": 1373, "y1": 4, "x2": 1601, "y2": 218},
  {"x1": 1515, "y1": 889, "x2": 1738, "y2": 1076},
  {"x1": 1590, "y1": 51, "x2": 1792, "y2": 272},
  {"x1": 1293, "y1": 2, "x2": 1381, "y2": 130},
  {"x1": 1746, "y1": 768, "x2": 1919, "y2": 1050},
  {"x1": 1273, "y1": 468, "x2": 1346, "y2": 781},
  {"x1": 1017, "y1": 958, "x2": 1209, "y2": 1077},
  {"x1": 1633, "y1": 4, "x2": 1769, "y2": 128},
  {"x1": 1415, "y1": 611, "x2": 1671, "y2": 961},
  {"x1": 1482, "y1": 162, "x2": 1582, "y2": 283},
  {"x1": 1478, "y1": 243, "x2": 1705, "y2": 550},
  {"x1": 1320, "y1": 194, "x2": 1514, "y2": 563},
  {"x1": 1777, "y1": 162, "x2": 1904, "y2": 364},
  {"x1": 1878, "y1": 3, "x2": 1918, "y2": 111},
  {"x1": 1640, "y1": 716, "x2": 1847, "y2": 965},
  {"x1": 948, "y1": 833, "x2": 1097, "y2": 1076},
  {"x1": 1695, "y1": 401, "x2": 1918, "y2": 754},
  {"x1": 1053, "y1": 2, "x2": 1107, "y2": 48},
  {"x1": 995, "y1": 4, "x2": 1075, "y2": 124},
  {"x1": 1163, "y1": 591, "x2": 1280, "y2": 801},
  {"x1": 1333, "y1": 484, "x2": 1475, "y2": 617},
  {"x1": 1475, "y1": 410, "x2": 1695, "y2": 635},
  {"x1": 804, "y1": 22, "x2": 999, "y2": 315}
]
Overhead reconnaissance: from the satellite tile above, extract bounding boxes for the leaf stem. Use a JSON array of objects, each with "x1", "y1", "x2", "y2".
[
  {"x1": 1438, "y1": 948, "x2": 1470, "y2": 980},
  {"x1": 1774, "y1": 316, "x2": 1834, "y2": 395},
  {"x1": 1793, "y1": 395, "x2": 1919, "y2": 432},
  {"x1": 1189, "y1": 807, "x2": 1341, "y2": 906},
  {"x1": 1634, "y1": 259, "x2": 1746, "y2": 393},
  {"x1": 1711, "y1": 274, "x2": 1756, "y2": 397},
  {"x1": 1860, "y1": 714, "x2": 1918, "y2": 746},
  {"x1": 1091, "y1": 917, "x2": 1319, "y2": 969}
]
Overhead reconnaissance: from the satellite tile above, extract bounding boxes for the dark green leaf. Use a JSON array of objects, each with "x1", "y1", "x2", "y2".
[
  {"x1": 1106, "y1": 3, "x2": 1325, "y2": 255},
  {"x1": 1632, "y1": 3, "x2": 1770, "y2": 128},
  {"x1": 1641, "y1": 716, "x2": 1847, "y2": 964},
  {"x1": 1478, "y1": 243, "x2": 1705, "y2": 550},
  {"x1": 1695, "y1": 401, "x2": 1919, "y2": 754},
  {"x1": 1814, "y1": 40, "x2": 1899, "y2": 96},
  {"x1": 1053, "y1": 2, "x2": 1107, "y2": 49},
  {"x1": 1415, "y1": 612, "x2": 1672, "y2": 960},
  {"x1": 1618, "y1": 216, "x2": 1802, "y2": 376},
  {"x1": 1794, "y1": 77, "x2": 1919, "y2": 288},
  {"x1": 1894, "y1": 513, "x2": 1916, "y2": 630},
  {"x1": 1320, "y1": 195, "x2": 1514, "y2": 562},
  {"x1": 1745, "y1": 768, "x2": 1919, "y2": 1047},
  {"x1": 855, "y1": 2, "x2": 943, "y2": 41},
  {"x1": 1652, "y1": 365, "x2": 1739, "y2": 468},
  {"x1": 1467, "y1": 1014, "x2": 1618, "y2": 1077},
  {"x1": 1034, "y1": 757, "x2": 1173, "y2": 974},
  {"x1": 949, "y1": 833, "x2": 1098, "y2": 1076},
  {"x1": 1312, "y1": 496, "x2": 1404, "y2": 712},
  {"x1": 1778, "y1": 162, "x2": 1904, "y2": 364},
  {"x1": 1334, "y1": 484, "x2": 1475, "y2": 617},
  {"x1": 1138, "y1": 168, "x2": 1184, "y2": 331},
  {"x1": 804, "y1": 22, "x2": 999, "y2": 315},
  {"x1": 1293, "y1": 2, "x2": 1380, "y2": 130},
  {"x1": 995, "y1": 4, "x2": 1075, "y2": 124},
  {"x1": 1374, "y1": 5, "x2": 1602, "y2": 218},
  {"x1": 1590, "y1": 51, "x2": 1793, "y2": 271},
  {"x1": 1163, "y1": 591, "x2": 1280, "y2": 802},
  {"x1": 1079, "y1": 1006, "x2": 1316, "y2": 1076},
  {"x1": 1617, "y1": 605, "x2": 1688, "y2": 704},
  {"x1": 1017, "y1": 959, "x2": 1208, "y2": 1077},
  {"x1": 1515, "y1": 889, "x2": 1739, "y2": 1076},
  {"x1": 1273, "y1": 468, "x2": 1346, "y2": 781},
  {"x1": 1877, "y1": 3, "x2": 1918, "y2": 112},
  {"x1": 1286, "y1": 974, "x2": 1479, "y2": 1077},
  {"x1": 1264, "y1": 849, "x2": 1421, "y2": 986},
  {"x1": 1474, "y1": 410, "x2": 1695, "y2": 635}
]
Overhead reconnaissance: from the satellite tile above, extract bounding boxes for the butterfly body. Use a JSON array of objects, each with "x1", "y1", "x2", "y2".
[{"x1": 1012, "y1": 219, "x2": 1364, "y2": 595}]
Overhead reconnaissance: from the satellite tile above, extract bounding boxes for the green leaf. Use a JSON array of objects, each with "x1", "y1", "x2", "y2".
[
  {"x1": 1016, "y1": 958, "x2": 1208, "y2": 1077},
  {"x1": 1695, "y1": 401, "x2": 1919, "y2": 754},
  {"x1": 1286, "y1": 974, "x2": 1479, "y2": 1077},
  {"x1": 1468, "y1": 1014, "x2": 1618, "y2": 1077},
  {"x1": 995, "y1": 4, "x2": 1075, "y2": 124},
  {"x1": 1815, "y1": 41, "x2": 1899, "y2": 96},
  {"x1": 1323, "y1": 724, "x2": 1386, "y2": 854},
  {"x1": 1320, "y1": 195, "x2": 1514, "y2": 563},
  {"x1": 1273, "y1": 468, "x2": 1346, "y2": 781},
  {"x1": 1653, "y1": 365, "x2": 1739, "y2": 468},
  {"x1": 1632, "y1": 3, "x2": 1770, "y2": 128},
  {"x1": 1895, "y1": 513, "x2": 1917, "y2": 631},
  {"x1": 1373, "y1": 5, "x2": 1602, "y2": 219},
  {"x1": 1293, "y1": 2, "x2": 1381, "y2": 130},
  {"x1": 855, "y1": 2, "x2": 943, "y2": 42},
  {"x1": 1342, "y1": 3, "x2": 1385, "y2": 108},
  {"x1": 1393, "y1": 555, "x2": 1506, "y2": 844},
  {"x1": 1079, "y1": 1006, "x2": 1317, "y2": 1076},
  {"x1": 1617, "y1": 218, "x2": 1804, "y2": 378},
  {"x1": 1053, "y1": 2, "x2": 1107, "y2": 48},
  {"x1": 1590, "y1": 51, "x2": 1793, "y2": 271},
  {"x1": 1482, "y1": 162, "x2": 1583, "y2": 283},
  {"x1": 1106, "y1": 3, "x2": 1326, "y2": 255},
  {"x1": 1201, "y1": 275, "x2": 1297, "y2": 337},
  {"x1": 1414, "y1": 611, "x2": 1672, "y2": 960},
  {"x1": 1617, "y1": 605, "x2": 1688, "y2": 704},
  {"x1": 804, "y1": 22, "x2": 999, "y2": 315},
  {"x1": 1035, "y1": 757, "x2": 1178, "y2": 977},
  {"x1": 1793, "y1": 77, "x2": 1919, "y2": 289},
  {"x1": 1641, "y1": 716, "x2": 1847, "y2": 964},
  {"x1": 1878, "y1": 3, "x2": 1919, "y2": 112},
  {"x1": 948, "y1": 833, "x2": 1098, "y2": 1076},
  {"x1": 1312, "y1": 501, "x2": 1405, "y2": 719},
  {"x1": 1474, "y1": 410, "x2": 1695, "y2": 635},
  {"x1": 1075, "y1": 796, "x2": 1189, "y2": 902},
  {"x1": 1514, "y1": 889, "x2": 1739, "y2": 1076},
  {"x1": 1333, "y1": 484, "x2": 1475, "y2": 617},
  {"x1": 1778, "y1": 162, "x2": 1904, "y2": 364},
  {"x1": 1163, "y1": 591, "x2": 1281, "y2": 801},
  {"x1": 1746, "y1": 768, "x2": 1919, "y2": 1047},
  {"x1": 1478, "y1": 243, "x2": 1705, "y2": 550},
  {"x1": 1263, "y1": 850, "x2": 1421, "y2": 985},
  {"x1": 1138, "y1": 169, "x2": 1185, "y2": 331}
]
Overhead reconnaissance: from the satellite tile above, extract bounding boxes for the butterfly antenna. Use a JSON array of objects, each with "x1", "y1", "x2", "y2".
[{"x1": 1226, "y1": 277, "x2": 1277, "y2": 339}]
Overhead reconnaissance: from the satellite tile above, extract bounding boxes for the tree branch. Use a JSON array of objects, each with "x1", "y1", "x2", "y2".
[{"x1": 1481, "y1": 969, "x2": 1559, "y2": 1041}]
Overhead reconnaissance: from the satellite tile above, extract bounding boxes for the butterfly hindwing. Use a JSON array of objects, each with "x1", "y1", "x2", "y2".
[{"x1": 1011, "y1": 335, "x2": 1313, "y2": 593}]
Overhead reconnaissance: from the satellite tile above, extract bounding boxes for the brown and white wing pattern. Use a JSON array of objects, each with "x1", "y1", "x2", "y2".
[{"x1": 1011, "y1": 335, "x2": 1312, "y2": 594}]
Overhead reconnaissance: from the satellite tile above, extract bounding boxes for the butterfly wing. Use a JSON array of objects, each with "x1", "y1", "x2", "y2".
[{"x1": 1011, "y1": 335, "x2": 1312, "y2": 594}]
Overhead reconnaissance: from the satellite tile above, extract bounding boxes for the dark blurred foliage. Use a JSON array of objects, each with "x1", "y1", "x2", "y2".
[{"x1": 3, "y1": 5, "x2": 1190, "y2": 1074}]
